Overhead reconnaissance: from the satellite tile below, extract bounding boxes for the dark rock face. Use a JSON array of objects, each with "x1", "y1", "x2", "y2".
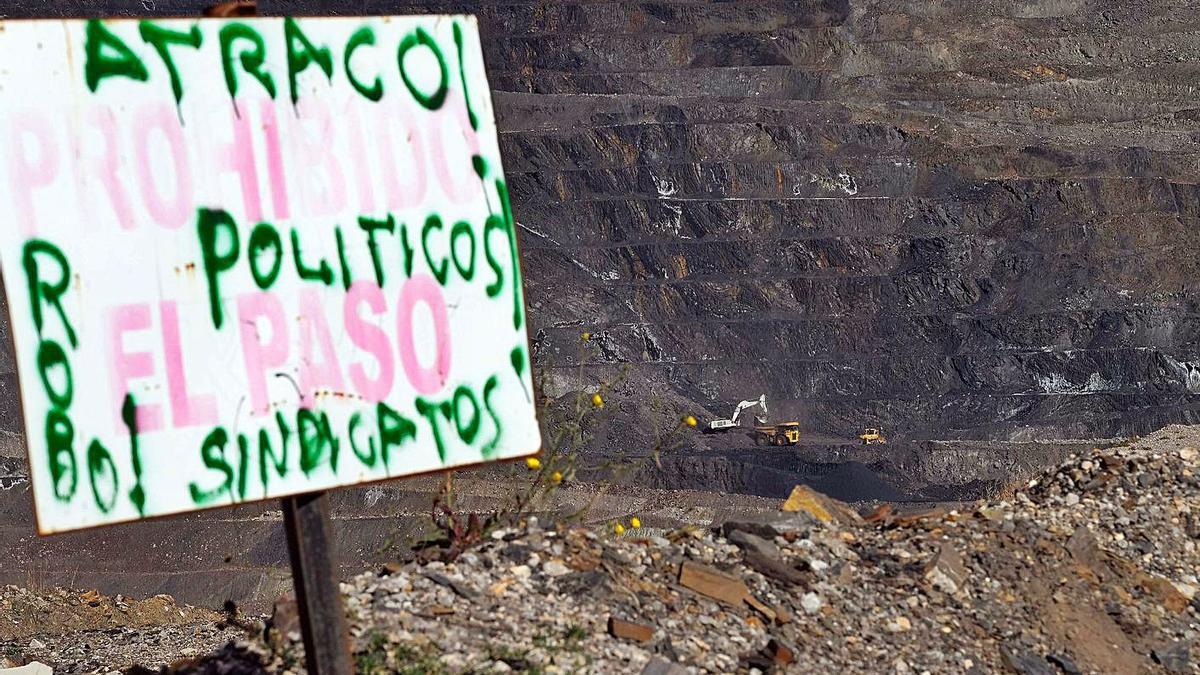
[{"x1": 461, "y1": 0, "x2": 1200, "y2": 441}]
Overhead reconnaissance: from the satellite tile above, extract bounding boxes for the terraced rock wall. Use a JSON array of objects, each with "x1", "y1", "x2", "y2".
[{"x1": 465, "y1": 0, "x2": 1200, "y2": 441}]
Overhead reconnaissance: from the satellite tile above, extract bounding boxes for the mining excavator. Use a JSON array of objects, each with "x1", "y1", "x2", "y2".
[
  {"x1": 704, "y1": 394, "x2": 802, "y2": 446},
  {"x1": 704, "y1": 394, "x2": 768, "y2": 433}
]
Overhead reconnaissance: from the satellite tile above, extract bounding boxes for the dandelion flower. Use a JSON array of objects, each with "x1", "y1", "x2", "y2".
[
  {"x1": 551, "y1": 471, "x2": 563, "y2": 484},
  {"x1": 684, "y1": 415, "x2": 698, "y2": 427},
  {"x1": 592, "y1": 393, "x2": 605, "y2": 408},
  {"x1": 581, "y1": 332, "x2": 591, "y2": 341},
  {"x1": 613, "y1": 522, "x2": 625, "y2": 535},
  {"x1": 525, "y1": 457, "x2": 542, "y2": 470},
  {"x1": 630, "y1": 517, "x2": 642, "y2": 529}
]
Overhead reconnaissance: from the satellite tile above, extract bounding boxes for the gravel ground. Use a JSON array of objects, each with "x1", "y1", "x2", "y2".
[
  {"x1": 3, "y1": 425, "x2": 1198, "y2": 674},
  {"x1": 0, "y1": 589, "x2": 240, "y2": 674}
]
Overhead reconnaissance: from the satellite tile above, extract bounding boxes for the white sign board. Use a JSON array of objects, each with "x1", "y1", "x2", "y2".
[{"x1": 0, "y1": 16, "x2": 540, "y2": 533}]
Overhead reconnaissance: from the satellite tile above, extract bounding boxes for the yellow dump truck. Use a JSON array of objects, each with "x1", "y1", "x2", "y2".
[{"x1": 753, "y1": 422, "x2": 801, "y2": 446}]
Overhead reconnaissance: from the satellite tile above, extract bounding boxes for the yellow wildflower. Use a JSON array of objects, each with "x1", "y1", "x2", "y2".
[
  {"x1": 684, "y1": 415, "x2": 698, "y2": 427},
  {"x1": 525, "y1": 457, "x2": 541, "y2": 470},
  {"x1": 551, "y1": 471, "x2": 563, "y2": 484},
  {"x1": 630, "y1": 517, "x2": 642, "y2": 529},
  {"x1": 581, "y1": 332, "x2": 591, "y2": 341},
  {"x1": 592, "y1": 393, "x2": 604, "y2": 408},
  {"x1": 613, "y1": 522, "x2": 625, "y2": 535}
]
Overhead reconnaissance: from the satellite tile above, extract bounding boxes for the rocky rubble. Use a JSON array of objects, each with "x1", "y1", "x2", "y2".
[
  {"x1": 4, "y1": 425, "x2": 1200, "y2": 674},
  {"x1": 0, "y1": 588, "x2": 237, "y2": 674}
]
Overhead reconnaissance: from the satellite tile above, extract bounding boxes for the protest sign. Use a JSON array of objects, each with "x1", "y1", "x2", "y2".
[{"x1": 0, "y1": 15, "x2": 540, "y2": 534}]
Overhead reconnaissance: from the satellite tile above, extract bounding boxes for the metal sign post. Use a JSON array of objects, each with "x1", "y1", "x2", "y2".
[{"x1": 281, "y1": 491, "x2": 354, "y2": 674}]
